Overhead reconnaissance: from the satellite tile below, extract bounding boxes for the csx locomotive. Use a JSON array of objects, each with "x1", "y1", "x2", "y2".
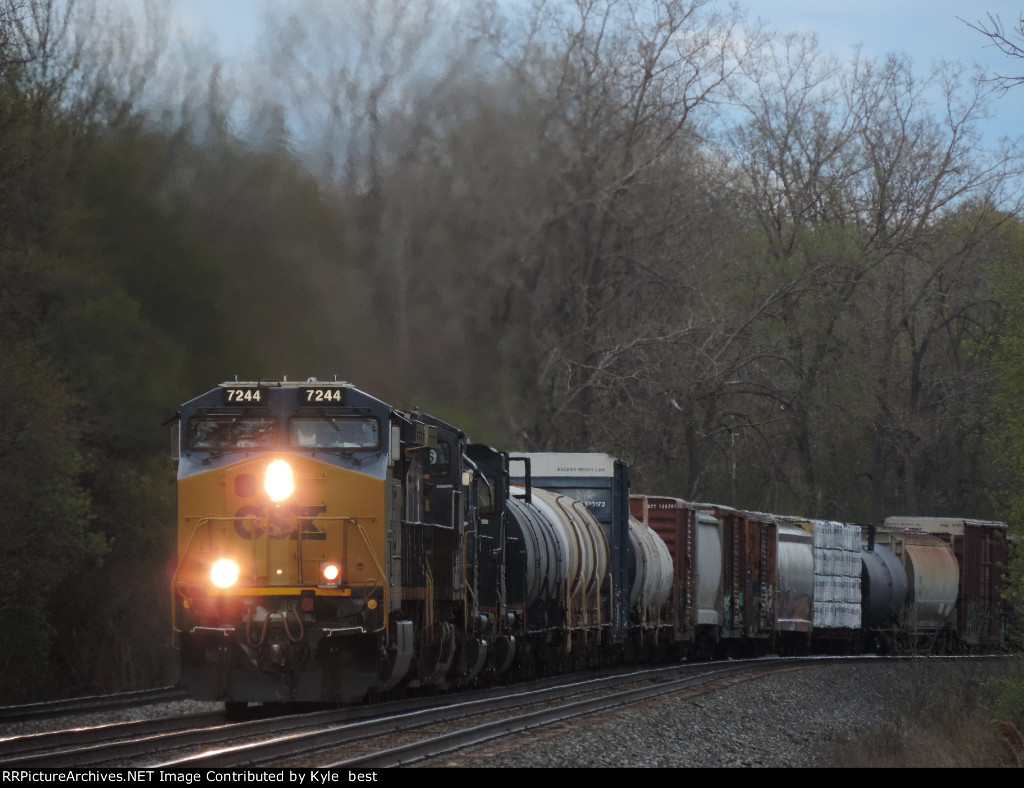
[{"x1": 172, "y1": 379, "x2": 1012, "y2": 709}]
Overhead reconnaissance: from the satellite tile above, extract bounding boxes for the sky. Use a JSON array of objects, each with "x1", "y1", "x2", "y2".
[
  {"x1": 752, "y1": 1, "x2": 1020, "y2": 73},
  {"x1": 749, "y1": 1, "x2": 1024, "y2": 143},
  {"x1": 119, "y1": 0, "x2": 1024, "y2": 145}
]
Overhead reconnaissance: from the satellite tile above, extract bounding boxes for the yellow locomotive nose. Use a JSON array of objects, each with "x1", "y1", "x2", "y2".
[{"x1": 264, "y1": 459, "x2": 295, "y2": 502}]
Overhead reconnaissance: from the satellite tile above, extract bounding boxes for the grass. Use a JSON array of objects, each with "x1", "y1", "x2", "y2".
[{"x1": 825, "y1": 657, "x2": 1024, "y2": 768}]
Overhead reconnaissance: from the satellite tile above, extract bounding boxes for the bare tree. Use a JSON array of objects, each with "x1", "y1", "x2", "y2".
[
  {"x1": 250, "y1": 0, "x2": 504, "y2": 387},
  {"x1": 728, "y1": 41, "x2": 1024, "y2": 517},
  {"x1": 487, "y1": 1, "x2": 765, "y2": 459},
  {"x1": 962, "y1": 12, "x2": 1024, "y2": 90}
]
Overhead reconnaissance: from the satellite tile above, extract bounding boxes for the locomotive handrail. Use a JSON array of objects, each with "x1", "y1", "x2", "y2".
[
  {"x1": 322, "y1": 625, "x2": 367, "y2": 636},
  {"x1": 308, "y1": 516, "x2": 390, "y2": 637},
  {"x1": 171, "y1": 515, "x2": 232, "y2": 636},
  {"x1": 418, "y1": 549, "x2": 435, "y2": 631},
  {"x1": 172, "y1": 514, "x2": 387, "y2": 636},
  {"x1": 171, "y1": 513, "x2": 265, "y2": 636},
  {"x1": 306, "y1": 516, "x2": 388, "y2": 636}
]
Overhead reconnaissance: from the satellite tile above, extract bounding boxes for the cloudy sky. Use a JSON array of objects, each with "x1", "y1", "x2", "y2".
[{"x1": 119, "y1": 0, "x2": 1024, "y2": 144}]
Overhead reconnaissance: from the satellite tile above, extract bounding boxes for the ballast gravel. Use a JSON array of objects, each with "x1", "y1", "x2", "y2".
[
  {"x1": 0, "y1": 699, "x2": 223, "y2": 738},
  {"x1": 2, "y1": 660, "x2": 1016, "y2": 768},
  {"x1": 429, "y1": 659, "x2": 1017, "y2": 768}
]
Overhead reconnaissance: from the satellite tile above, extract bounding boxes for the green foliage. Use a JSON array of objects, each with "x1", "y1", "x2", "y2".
[
  {"x1": 983, "y1": 217, "x2": 1024, "y2": 608},
  {"x1": 0, "y1": 0, "x2": 390, "y2": 695},
  {"x1": 0, "y1": 339, "x2": 103, "y2": 701},
  {"x1": 993, "y1": 674, "x2": 1024, "y2": 732}
]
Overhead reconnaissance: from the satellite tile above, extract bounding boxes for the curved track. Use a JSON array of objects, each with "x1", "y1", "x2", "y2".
[{"x1": 1, "y1": 656, "x2": 994, "y2": 768}]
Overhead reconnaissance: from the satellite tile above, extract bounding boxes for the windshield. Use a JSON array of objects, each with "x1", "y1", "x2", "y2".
[
  {"x1": 188, "y1": 415, "x2": 277, "y2": 450},
  {"x1": 290, "y1": 417, "x2": 379, "y2": 449}
]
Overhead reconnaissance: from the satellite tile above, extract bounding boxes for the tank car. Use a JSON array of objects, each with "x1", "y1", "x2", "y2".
[
  {"x1": 509, "y1": 453, "x2": 674, "y2": 659},
  {"x1": 501, "y1": 484, "x2": 610, "y2": 671}
]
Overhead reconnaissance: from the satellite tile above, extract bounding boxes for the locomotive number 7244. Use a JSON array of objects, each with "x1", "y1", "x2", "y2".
[{"x1": 302, "y1": 388, "x2": 343, "y2": 403}]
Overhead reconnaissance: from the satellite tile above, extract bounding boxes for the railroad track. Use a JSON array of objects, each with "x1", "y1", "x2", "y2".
[
  {"x1": 0, "y1": 700, "x2": 419, "y2": 768},
  {"x1": 154, "y1": 658, "x2": 829, "y2": 768},
  {"x1": 0, "y1": 656, "x2": 938, "y2": 768},
  {"x1": 0, "y1": 712, "x2": 228, "y2": 767},
  {"x1": 323, "y1": 661, "x2": 793, "y2": 768},
  {"x1": 0, "y1": 686, "x2": 187, "y2": 725}
]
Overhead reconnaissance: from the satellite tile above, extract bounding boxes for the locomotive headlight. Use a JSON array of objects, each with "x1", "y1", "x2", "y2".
[
  {"x1": 264, "y1": 459, "x2": 295, "y2": 502},
  {"x1": 319, "y1": 561, "x2": 342, "y2": 588},
  {"x1": 210, "y1": 558, "x2": 240, "y2": 589}
]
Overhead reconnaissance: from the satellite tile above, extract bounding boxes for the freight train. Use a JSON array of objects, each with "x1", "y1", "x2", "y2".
[{"x1": 171, "y1": 379, "x2": 1012, "y2": 709}]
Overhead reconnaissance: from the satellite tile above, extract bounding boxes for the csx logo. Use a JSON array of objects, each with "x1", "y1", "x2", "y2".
[{"x1": 233, "y1": 504, "x2": 328, "y2": 540}]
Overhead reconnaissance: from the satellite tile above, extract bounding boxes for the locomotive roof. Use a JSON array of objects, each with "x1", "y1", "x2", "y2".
[
  {"x1": 179, "y1": 378, "x2": 392, "y2": 413},
  {"x1": 217, "y1": 378, "x2": 355, "y2": 388}
]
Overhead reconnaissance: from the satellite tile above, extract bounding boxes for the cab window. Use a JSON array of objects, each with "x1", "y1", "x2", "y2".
[
  {"x1": 291, "y1": 417, "x2": 379, "y2": 449},
  {"x1": 188, "y1": 416, "x2": 277, "y2": 450},
  {"x1": 478, "y1": 475, "x2": 497, "y2": 516}
]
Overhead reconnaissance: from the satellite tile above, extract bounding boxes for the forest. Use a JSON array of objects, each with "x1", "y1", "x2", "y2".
[{"x1": 2, "y1": 0, "x2": 1024, "y2": 702}]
